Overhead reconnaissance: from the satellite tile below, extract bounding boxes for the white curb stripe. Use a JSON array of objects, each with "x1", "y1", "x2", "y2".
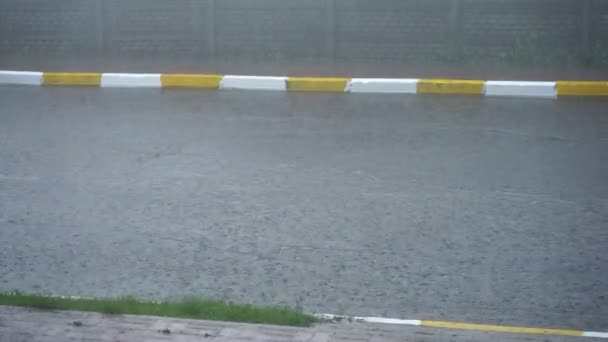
[
  {"x1": 220, "y1": 75, "x2": 287, "y2": 91},
  {"x1": 485, "y1": 81, "x2": 557, "y2": 98},
  {"x1": 101, "y1": 73, "x2": 161, "y2": 88},
  {"x1": 347, "y1": 78, "x2": 419, "y2": 93},
  {"x1": 357, "y1": 317, "x2": 422, "y2": 325},
  {"x1": 0, "y1": 71, "x2": 42, "y2": 85},
  {"x1": 315, "y1": 314, "x2": 421, "y2": 326},
  {"x1": 584, "y1": 332, "x2": 608, "y2": 338}
]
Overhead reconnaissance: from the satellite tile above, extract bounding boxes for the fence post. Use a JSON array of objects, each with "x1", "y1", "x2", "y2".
[
  {"x1": 190, "y1": 0, "x2": 204, "y2": 57},
  {"x1": 206, "y1": 0, "x2": 216, "y2": 60},
  {"x1": 95, "y1": 0, "x2": 104, "y2": 55},
  {"x1": 326, "y1": 0, "x2": 336, "y2": 62},
  {"x1": 581, "y1": 0, "x2": 591, "y2": 60},
  {"x1": 448, "y1": 0, "x2": 463, "y2": 61}
]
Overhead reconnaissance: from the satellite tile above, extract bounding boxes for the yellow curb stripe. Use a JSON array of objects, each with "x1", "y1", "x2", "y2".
[
  {"x1": 42, "y1": 72, "x2": 101, "y2": 86},
  {"x1": 556, "y1": 81, "x2": 608, "y2": 96},
  {"x1": 287, "y1": 77, "x2": 350, "y2": 92},
  {"x1": 421, "y1": 321, "x2": 583, "y2": 337},
  {"x1": 161, "y1": 74, "x2": 223, "y2": 89},
  {"x1": 418, "y1": 79, "x2": 485, "y2": 95}
]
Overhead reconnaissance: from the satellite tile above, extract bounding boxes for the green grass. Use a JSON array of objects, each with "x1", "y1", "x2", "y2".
[{"x1": 0, "y1": 292, "x2": 317, "y2": 327}]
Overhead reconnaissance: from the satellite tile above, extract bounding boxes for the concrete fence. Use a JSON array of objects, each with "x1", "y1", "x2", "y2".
[{"x1": 0, "y1": 0, "x2": 606, "y2": 64}]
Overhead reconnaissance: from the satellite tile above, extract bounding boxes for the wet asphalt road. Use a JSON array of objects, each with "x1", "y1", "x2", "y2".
[{"x1": 1, "y1": 87, "x2": 607, "y2": 330}]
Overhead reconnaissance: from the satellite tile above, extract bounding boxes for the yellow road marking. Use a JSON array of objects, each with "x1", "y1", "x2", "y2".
[
  {"x1": 42, "y1": 72, "x2": 101, "y2": 86},
  {"x1": 556, "y1": 81, "x2": 608, "y2": 96},
  {"x1": 418, "y1": 79, "x2": 485, "y2": 95},
  {"x1": 421, "y1": 320, "x2": 583, "y2": 337},
  {"x1": 161, "y1": 74, "x2": 223, "y2": 89},
  {"x1": 287, "y1": 77, "x2": 350, "y2": 92}
]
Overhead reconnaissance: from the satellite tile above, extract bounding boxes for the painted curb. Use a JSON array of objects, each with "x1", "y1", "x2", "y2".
[
  {"x1": 220, "y1": 75, "x2": 287, "y2": 91},
  {"x1": 347, "y1": 78, "x2": 418, "y2": 93},
  {"x1": 287, "y1": 77, "x2": 350, "y2": 92},
  {"x1": 161, "y1": 74, "x2": 223, "y2": 89},
  {"x1": 315, "y1": 314, "x2": 608, "y2": 339},
  {"x1": 101, "y1": 73, "x2": 161, "y2": 88},
  {"x1": 485, "y1": 81, "x2": 557, "y2": 98},
  {"x1": 418, "y1": 79, "x2": 485, "y2": 95},
  {"x1": 0, "y1": 71, "x2": 42, "y2": 85},
  {"x1": 2, "y1": 71, "x2": 607, "y2": 98},
  {"x1": 557, "y1": 81, "x2": 608, "y2": 96},
  {"x1": 43, "y1": 72, "x2": 101, "y2": 86}
]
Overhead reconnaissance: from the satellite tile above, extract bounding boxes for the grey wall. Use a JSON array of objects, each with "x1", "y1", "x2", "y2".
[{"x1": 0, "y1": 0, "x2": 606, "y2": 64}]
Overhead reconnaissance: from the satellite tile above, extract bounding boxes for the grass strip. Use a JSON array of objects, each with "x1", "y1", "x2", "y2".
[{"x1": 0, "y1": 292, "x2": 316, "y2": 327}]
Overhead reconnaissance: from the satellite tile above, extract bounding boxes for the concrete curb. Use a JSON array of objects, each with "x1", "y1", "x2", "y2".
[{"x1": 1, "y1": 71, "x2": 607, "y2": 98}]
